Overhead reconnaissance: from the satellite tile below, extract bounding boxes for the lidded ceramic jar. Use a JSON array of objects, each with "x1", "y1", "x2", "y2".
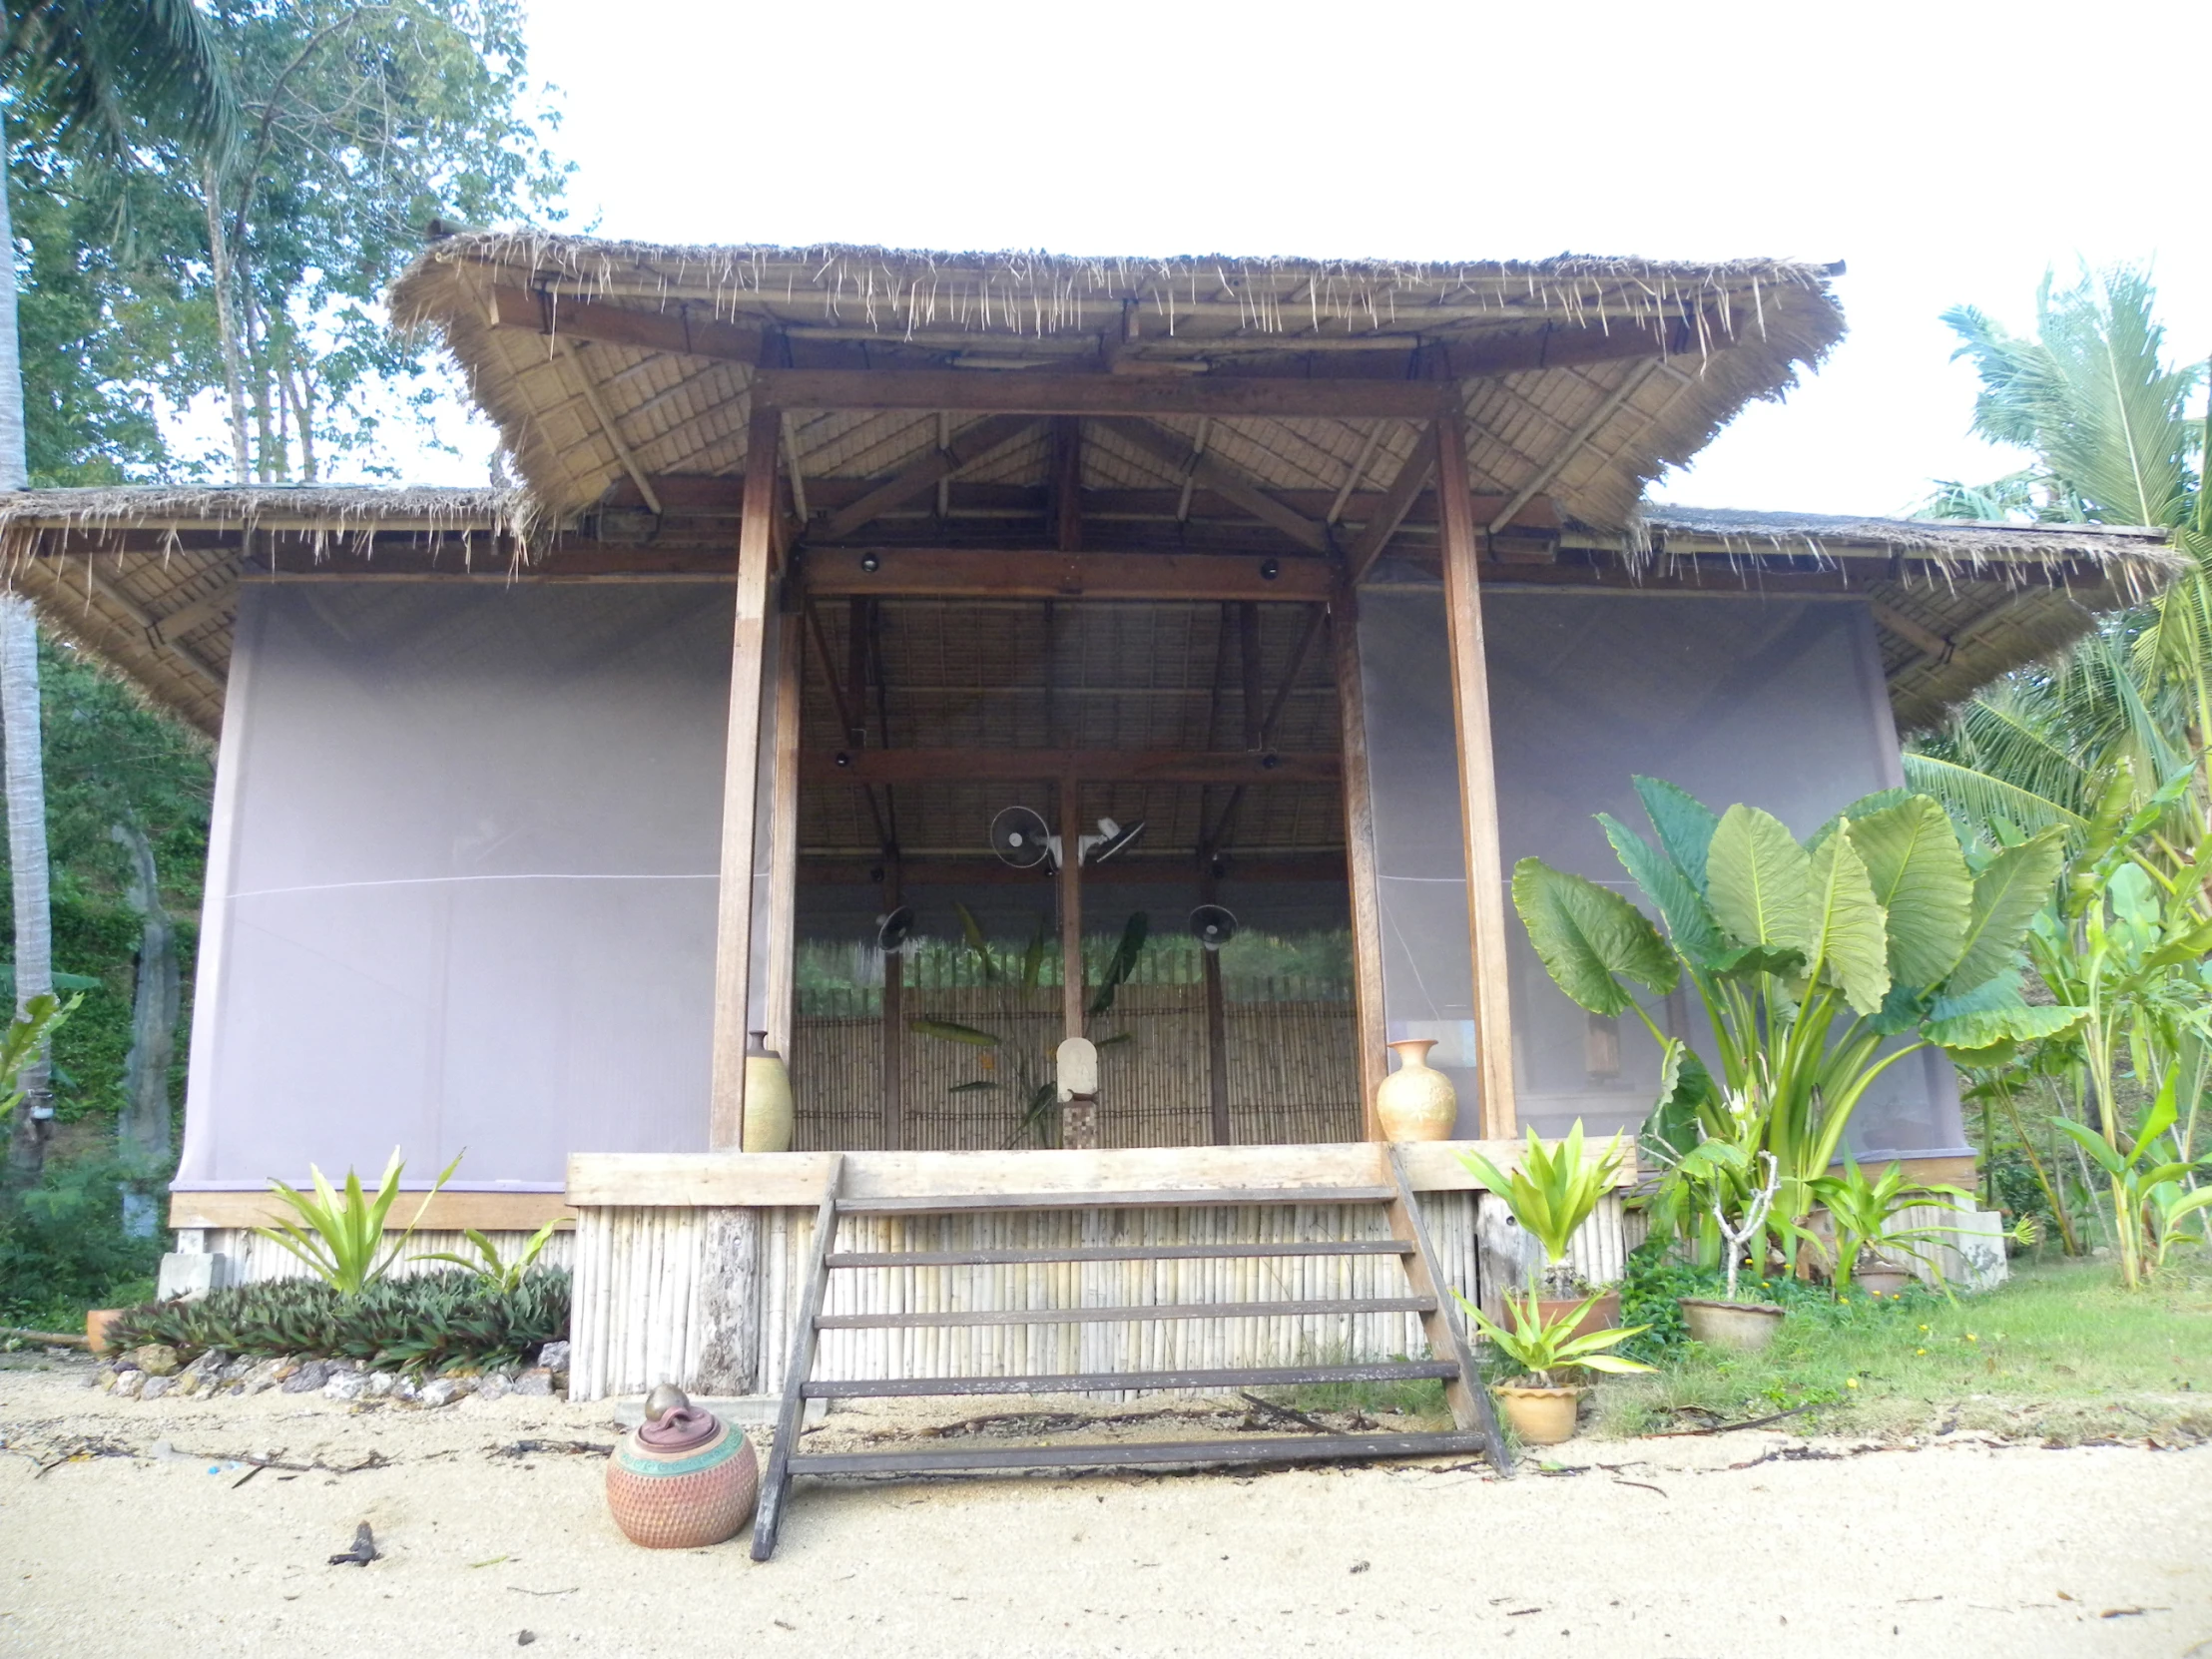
[
  {"x1": 605, "y1": 1392, "x2": 760, "y2": 1549},
  {"x1": 1375, "y1": 1038, "x2": 1458, "y2": 1141},
  {"x1": 742, "y1": 1030, "x2": 795, "y2": 1154}
]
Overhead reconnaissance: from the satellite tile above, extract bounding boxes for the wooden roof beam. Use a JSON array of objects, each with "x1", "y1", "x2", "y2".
[
  {"x1": 803, "y1": 748, "x2": 1340, "y2": 786},
  {"x1": 755, "y1": 368, "x2": 1442, "y2": 422},
  {"x1": 802, "y1": 547, "x2": 1334, "y2": 603},
  {"x1": 485, "y1": 282, "x2": 768, "y2": 365},
  {"x1": 1345, "y1": 436, "x2": 1436, "y2": 582},
  {"x1": 814, "y1": 414, "x2": 1040, "y2": 542},
  {"x1": 1098, "y1": 418, "x2": 1332, "y2": 555}
]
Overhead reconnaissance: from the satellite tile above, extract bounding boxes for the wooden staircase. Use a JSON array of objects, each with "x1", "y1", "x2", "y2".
[{"x1": 751, "y1": 1146, "x2": 1508, "y2": 1560}]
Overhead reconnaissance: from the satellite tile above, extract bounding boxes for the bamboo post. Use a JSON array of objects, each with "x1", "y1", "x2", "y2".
[
  {"x1": 1433, "y1": 408, "x2": 1518, "y2": 1138},
  {"x1": 709, "y1": 403, "x2": 783, "y2": 1150}
]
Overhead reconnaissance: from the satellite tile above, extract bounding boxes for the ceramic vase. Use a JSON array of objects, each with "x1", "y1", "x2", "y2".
[
  {"x1": 605, "y1": 1405, "x2": 760, "y2": 1549},
  {"x1": 1375, "y1": 1038, "x2": 1457, "y2": 1142},
  {"x1": 742, "y1": 1031, "x2": 795, "y2": 1154},
  {"x1": 1852, "y1": 1265, "x2": 1914, "y2": 1299}
]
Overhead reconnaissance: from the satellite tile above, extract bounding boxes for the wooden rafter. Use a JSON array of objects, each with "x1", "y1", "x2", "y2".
[
  {"x1": 803, "y1": 749, "x2": 1341, "y2": 787},
  {"x1": 756, "y1": 368, "x2": 1442, "y2": 422},
  {"x1": 1345, "y1": 436, "x2": 1436, "y2": 582},
  {"x1": 1099, "y1": 418, "x2": 1332, "y2": 555},
  {"x1": 803, "y1": 547, "x2": 1335, "y2": 603},
  {"x1": 815, "y1": 413, "x2": 1039, "y2": 541}
]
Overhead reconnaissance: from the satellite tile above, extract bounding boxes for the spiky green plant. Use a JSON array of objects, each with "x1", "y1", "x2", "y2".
[
  {"x1": 255, "y1": 1148, "x2": 462, "y2": 1297},
  {"x1": 1455, "y1": 1290, "x2": 1654, "y2": 1388},
  {"x1": 414, "y1": 1217, "x2": 563, "y2": 1293},
  {"x1": 1459, "y1": 1121, "x2": 1623, "y2": 1296}
]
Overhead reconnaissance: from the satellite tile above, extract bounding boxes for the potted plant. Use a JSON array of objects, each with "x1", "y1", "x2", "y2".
[
  {"x1": 1809, "y1": 1157, "x2": 1972, "y2": 1297},
  {"x1": 1668, "y1": 1127, "x2": 1791, "y2": 1352},
  {"x1": 1454, "y1": 1289, "x2": 1653, "y2": 1445},
  {"x1": 1461, "y1": 1120, "x2": 1626, "y2": 1337}
]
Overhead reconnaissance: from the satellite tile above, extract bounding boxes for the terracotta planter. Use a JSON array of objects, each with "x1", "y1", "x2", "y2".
[
  {"x1": 1375, "y1": 1038, "x2": 1456, "y2": 1142},
  {"x1": 742, "y1": 1031, "x2": 795, "y2": 1154},
  {"x1": 1679, "y1": 1297, "x2": 1785, "y2": 1353},
  {"x1": 1852, "y1": 1265, "x2": 1914, "y2": 1299},
  {"x1": 605, "y1": 1406, "x2": 760, "y2": 1549},
  {"x1": 84, "y1": 1310, "x2": 123, "y2": 1355},
  {"x1": 1536, "y1": 1290, "x2": 1621, "y2": 1343},
  {"x1": 1495, "y1": 1383, "x2": 1579, "y2": 1445}
]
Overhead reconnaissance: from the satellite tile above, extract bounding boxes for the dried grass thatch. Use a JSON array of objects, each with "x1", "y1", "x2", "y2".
[{"x1": 388, "y1": 234, "x2": 1849, "y2": 534}]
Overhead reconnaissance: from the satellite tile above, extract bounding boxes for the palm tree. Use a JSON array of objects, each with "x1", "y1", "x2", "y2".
[
  {"x1": 1909, "y1": 269, "x2": 2209, "y2": 856},
  {"x1": 0, "y1": 2, "x2": 236, "y2": 1179}
]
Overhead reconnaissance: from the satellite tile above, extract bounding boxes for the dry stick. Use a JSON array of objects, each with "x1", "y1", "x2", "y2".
[
  {"x1": 1642, "y1": 1400, "x2": 1819, "y2": 1438},
  {"x1": 1237, "y1": 1390, "x2": 1342, "y2": 1436}
]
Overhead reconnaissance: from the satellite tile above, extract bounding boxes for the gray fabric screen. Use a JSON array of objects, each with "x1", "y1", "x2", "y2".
[
  {"x1": 176, "y1": 583, "x2": 742, "y2": 1191},
  {"x1": 1358, "y1": 581, "x2": 1965, "y2": 1159}
]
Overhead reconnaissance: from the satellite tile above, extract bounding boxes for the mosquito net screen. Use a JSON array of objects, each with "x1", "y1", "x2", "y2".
[
  {"x1": 175, "y1": 582, "x2": 756, "y2": 1192},
  {"x1": 1359, "y1": 581, "x2": 1965, "y2": 1159}
]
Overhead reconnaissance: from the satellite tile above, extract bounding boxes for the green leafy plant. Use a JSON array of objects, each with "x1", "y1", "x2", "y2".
[
  {"x1": 1810, "y1": 1158, "x2": 1973, "y2": 1289},
  {"x1": 910, "y1": 904, "x2": 1149, "y2": 1147},
  {"x1": 1459, "y1": 1120, "x2": 1623, "y2": 1296},
  {"x1": 0, "y1": 992, "x2": 82, "y2": 1120},
  {"x1": 2052, "y1": 1069, "x2": 2211, "y2": 1286},
  {"x1": 107, "y1": 1268, "x2": 568, "y2": 1376},
  {"x1": 413, "y1": 1217, "x2": 563, "y2": 1293},
  {"x1": 1454, "y1": 1290, "x2": 1655, "y2": 1388},
  {"x1": 1515, "y1": 778, "x2": 2076, "y2": 1270},
  {"x1": 254, "y1": 1148, "x2": 462, "y2": 1297}
]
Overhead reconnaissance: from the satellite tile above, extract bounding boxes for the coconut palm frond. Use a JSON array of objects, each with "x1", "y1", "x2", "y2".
[
  {"x1": 1902, "y1": 752, "x2": 2087, "y2": 839},
  {"x1": 3, "y1": 0, "x2": 241, "y2": 159},
  {"x1": 1944, "y1": 698, "x2": 2097, "y2": 820}
]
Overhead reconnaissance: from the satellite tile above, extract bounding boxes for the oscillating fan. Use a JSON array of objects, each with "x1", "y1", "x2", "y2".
[
  {"x1": 1081, "y1": 817, "x2": 1146, "y2": 865},
  {"x1": 1188, "y1": 903, "x2": 1238, "y2": 952},
  {"x1": 874, "y1": 905, "x2": 916, "y2": 952},
  {"x1": 989, "y1": 805, "x2": 1055, "y2": 870}
]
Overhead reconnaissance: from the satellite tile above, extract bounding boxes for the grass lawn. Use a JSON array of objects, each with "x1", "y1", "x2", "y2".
[{"x1": 1588, "y1": 1255, "x2": 2212, "y2": 1444}]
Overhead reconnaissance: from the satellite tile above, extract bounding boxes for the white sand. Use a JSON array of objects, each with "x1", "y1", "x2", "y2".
[{"x1": 3, "y1": 1353, "x2": 2208, "y2": 1658}]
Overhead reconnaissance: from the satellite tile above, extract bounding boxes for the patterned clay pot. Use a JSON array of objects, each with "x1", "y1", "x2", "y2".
[
  {"x1": 605, "y1": 1405, "x2": 760, "y2": 1549},
  {"x1": 1495, "y1": 1383, "x2": 1579, "y2": 1445},
  {"x1": 1375, "y1": 1038, "x2": 1457, "y2": 1142},
  {"x1": 84, "y1": 1310, "x2": 123, "y2": 1355},
  {"x1": 742, "y1": 1031, "x2": 795, "y2": 1154}
]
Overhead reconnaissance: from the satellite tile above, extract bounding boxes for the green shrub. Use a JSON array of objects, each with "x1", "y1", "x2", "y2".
[
  {"x1": 107, "y1": 1268, "x2": 568, "y2": 1374},
  {"x1": 0, "y1": 1153, "x2": 165, "y2": 1328}
]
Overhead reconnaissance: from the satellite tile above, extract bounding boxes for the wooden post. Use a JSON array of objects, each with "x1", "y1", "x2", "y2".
[
  {"x1": 709, "y1": 403, "x2": 783, "y2": 1150},
  {"x1": 1200, "y1": 865, "x2": 1232, "y2": 1146},
  {"x1": 1332, "y1": 591, "x2": 1389, "y2": 1140},
  {"x1": 1434, "y1": 407, "x2": 1518, "y2": 1138},
  {"x1": 881, "y1": 859, "x2": 903, "y2": 1151},
  {"x1": 764, "y1": 605, "x2": 803, "y2": 1063},
  {"x1": 1059, "y1": 781, "x2": 1084, "y2": 1043}
]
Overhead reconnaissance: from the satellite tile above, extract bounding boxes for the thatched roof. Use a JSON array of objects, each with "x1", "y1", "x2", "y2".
[
  {"x1": 386, "y1": 234, "x2": 1850, "y2": 535},
  {"x1": 0, "y1": 484, "x2": 2175, "y2": 742}
]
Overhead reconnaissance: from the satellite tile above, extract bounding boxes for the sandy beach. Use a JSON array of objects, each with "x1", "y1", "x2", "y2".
[{"x1": 2, "y1": 1352, "x2": 2207, "y2": 1658}]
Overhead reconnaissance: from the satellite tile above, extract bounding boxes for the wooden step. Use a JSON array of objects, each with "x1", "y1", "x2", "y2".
[
  {"x1": 816, "y1": 1295, "x2": 1435, "y2": 1331},
  {"x1": 825, "y1": 1239, "x2": 1414, "y2": 1269},
  {"x1": 804, "y1": 1360, "x2": 1463, "y2": 1399},
  {"x1": 836, "y1": 1184, "x2": 1396, "y2": 1215},
  {"x1": 786, "y1": 1431, "x2": 1491, "y2": 1477}
]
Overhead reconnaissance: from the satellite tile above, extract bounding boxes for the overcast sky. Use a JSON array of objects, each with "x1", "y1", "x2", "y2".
[{"x1": 394, "y1": 0, "x2": 2212, "y2": 516}]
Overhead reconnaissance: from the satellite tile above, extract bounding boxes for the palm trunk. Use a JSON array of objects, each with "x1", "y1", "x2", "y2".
[
  {"x1": 0, "y1": 126, "x2": 57, "y2": 1187},
  {"x1": 111, "y1": 820, "x2": 179, "y2": 1232}
]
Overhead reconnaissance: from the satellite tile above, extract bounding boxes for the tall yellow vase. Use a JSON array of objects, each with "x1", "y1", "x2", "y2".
[
  {"x1": 742, "y1": 1031, "x2": 795, "y2": 1154},
  {"x1": 1375, "y1": 1037, "x2": 1457, "y2": 1142}
]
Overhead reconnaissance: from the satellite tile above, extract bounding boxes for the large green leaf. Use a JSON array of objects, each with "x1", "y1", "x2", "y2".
[
  {"x1": 1806, "y1": 824, "x2": 1892, "y2": 1016},
  {"x1": 1598, "y1": 814, "x2": 1722, "y2": 963},
  {"x1": 1510, "y1": 860, "x2": 1677, "y2": 1017},
  {"x1": 1929, "y1": 1002, "x2": 2087, "y2": 1065},
  {"x1": 1633, "y1": 776, "x2": 1718, "y2": 893},
  {"x1": 1946, "y1": 829, "x2": 2067, "y2": 995},
  {"x1": 1846, "y1": 796, "x2": 1972, "y2": 989},
  {"x1": 908, "y1": 1019, "x2": 1001, "y2": 1046},
  {"x1": 1808, "y1": 789, "x2": 1917, "y2": 852},
  {"x1": 1705, "y1": 805, "x2": 1812, "y2": 951}
]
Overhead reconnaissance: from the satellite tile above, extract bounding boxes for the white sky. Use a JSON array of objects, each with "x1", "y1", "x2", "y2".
[{"x1": 376, "y1": 0, "x2": 2212, "y2": 515}]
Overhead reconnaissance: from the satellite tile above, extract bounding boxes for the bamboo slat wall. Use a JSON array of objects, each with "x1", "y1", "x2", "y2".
[
  {"x1": 202, "y1": 1227, "x2": 576, "y2": 1287},
  {"x1": 792, "y1": 983, "x2": 1361, "y2": 1151}
]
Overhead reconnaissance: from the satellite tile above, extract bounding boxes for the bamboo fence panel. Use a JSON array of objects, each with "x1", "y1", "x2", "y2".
[
  {"x1": 206, "y1": 1226, "x2": 576, "y2": 1287},
  {"x1": 792, "y1": 982, "x2": 1360, "y2": 1151}
]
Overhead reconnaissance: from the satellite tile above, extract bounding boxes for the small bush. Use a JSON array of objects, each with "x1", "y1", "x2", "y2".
[
  {"x1": 0, "y1": 1153, "x2": 166, "y2": 1329},
  {"x1": 107, "y1": 1268, "x2": 568, "y2": 1374}
]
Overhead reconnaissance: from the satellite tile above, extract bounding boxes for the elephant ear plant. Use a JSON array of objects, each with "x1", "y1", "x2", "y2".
[{"x1": 1513, "y1": 779, "x2": 2081, "y2": 1271}]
